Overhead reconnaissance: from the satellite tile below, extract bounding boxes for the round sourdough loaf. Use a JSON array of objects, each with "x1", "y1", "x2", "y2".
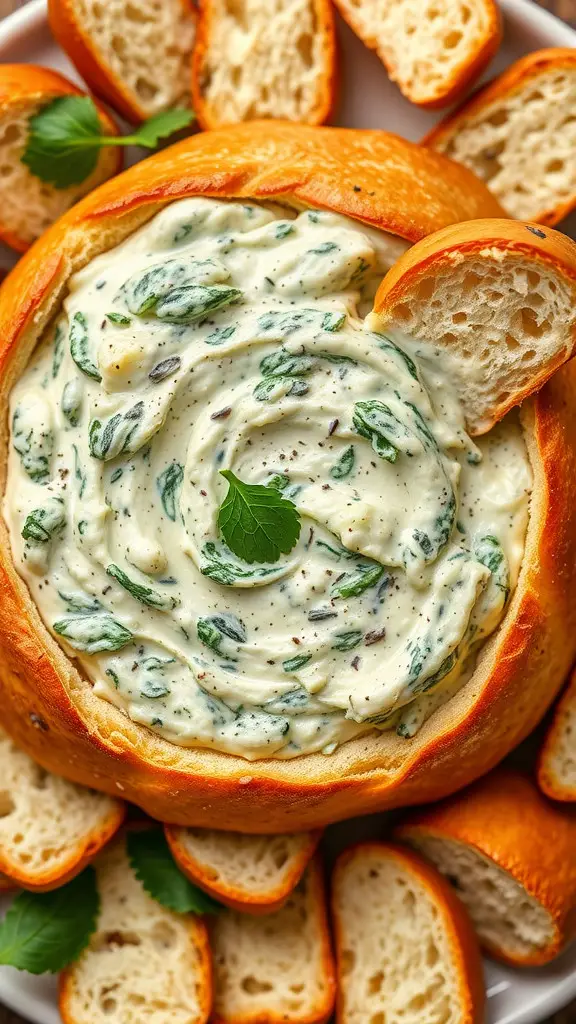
[{"x1": 1, "y1": 122, "x2": 576, "y2": 831}]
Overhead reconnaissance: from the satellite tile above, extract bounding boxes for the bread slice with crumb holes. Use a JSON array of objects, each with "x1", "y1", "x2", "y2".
[
  {"x1": 59, "y1": 836, "x2": 212, "y2": 1024},
  {"x1": 424, "y1": 49, "x2": 576, "y2": 226},
  {"x1": 48, "y1": 0, "x2": 196, "y2": 123},
  {"x1": 0, "y1": 725, "x2": 124, "y2": 891},
  {"x1": 539, "y1": 665, "x2": 576, "y2": 800},
  {"x1": 165, "y1": 825, "x2": 322, "y2": 914},
  {"x1": 0, "y1": 64, "x2": 120, "y2": 251},
  {"x1": 332, "y1": 842, "x2": 484, "y2": 1024},
  {"x1": 395, "y1": 768, "x2": 576, "y2": 966},
  {"x1": 210, "y1": 857, "x2": 335, "y2": 1024},
  {"x1": 370, "y1": 217, "x2": 576, "y2": 435},
  {"x1": 191, "y1": 0, "x2": 336, "y2": 130},
  {"x1": 332, "y1": 0, "x2": 501, "y2": 108}
]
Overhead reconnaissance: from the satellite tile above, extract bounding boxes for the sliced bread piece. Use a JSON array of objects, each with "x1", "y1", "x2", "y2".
[
  {"x1": 539, "y1": 668, "x2": 576, "y2": 800},
  {"x1": 395, "y1": 768, "x2": 576, "y2": 966},
  {"x1": 191, "y1": 0, "x2": 336, "y2": 129},
  {"x1": 210, "y1": 857, "x2": 335, "y2": 1024},
  {"x1": 59, "y1": 836, "x2": 212, "y2": 1024},
  {"x1": 332, "y1": 842, "x2": 484, "y2": 1024},
  {"x1": 332, "y1": 0, "x2": 501, "y2": 108},
  {"x1": 370, "y1": 217, "x2": 576, "y2": 435},
  {"x1": 48, "y1": 0, "x2": 196, "y2": 123},
  {"x1": 165, "y1": 826, "x2": 321, "y2": 914},
  {"x1": 0, "y1": 64, "x2": 121, "y2": 251},
  {"x1": 0, "y1": 726, "x2": 124, "y2": 891},
  {"x1": 424, "y1": 49, "x2": 576, "y2": 225}
]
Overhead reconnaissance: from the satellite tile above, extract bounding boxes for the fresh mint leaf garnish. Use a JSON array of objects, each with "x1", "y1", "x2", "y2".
[
  {"x1": 218, "y1": 469, "x2": 301, "y2": 564},
  {"x1": 127, "y1": 828, "x2": 221, "y2": 915},
  {"x1": 22, "y1": 96, "x2": 195, "y2": 189},
  {"x1": 0, "y1": 867, "x2": 99, "y2": 974}
]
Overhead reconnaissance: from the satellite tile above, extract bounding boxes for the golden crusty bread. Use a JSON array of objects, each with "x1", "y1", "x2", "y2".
[
  {"x1": 165, "y1": 826, "x2": 322, "y2": 914},
  {"x1": 1, "y1": 123, "x2": 576, "y2": 833},
  {"x1": 332, "y1": 0, "x2": 501, "y2": 108},
  {"x1": 48, "y1": 0, "x2": 196, "y2": 123},
  {"x1": 0, "y1": 64, "x2": 121, "y2": 252},
  {"x1": 395, "y1": 768, "x2": 576, "y2": 966},
  {"x1": 332, "y1": 842, "x2": 484, "y2": 1023},
  {"x1": 425, "y1": 49, "x2": 576, "y2": 226},
  {"x1": 191, "y1": 0, "x2": 336, "y2": 130},
  {"x1": 538, "y1": 666, "x2": 576, "y2": 801}
]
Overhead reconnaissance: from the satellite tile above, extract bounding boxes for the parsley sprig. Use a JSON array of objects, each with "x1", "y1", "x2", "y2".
[
  {"x1": 218, "y1": 470, "x2": 301, "y2": 564},
  {"x1": 22, "y1": 95, "x2": 195, "y2": 189}
]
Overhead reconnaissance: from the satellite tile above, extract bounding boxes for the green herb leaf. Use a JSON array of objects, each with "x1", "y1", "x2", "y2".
[
  {"x1": 331, "y1": 562, "x2": 385, "y2": 599},
  {"x1": 70, "y1": 312, "x2": 101, "y2": 381},
  {"x1": 331, "y1": 629, "x2": 363, "y2": 651},
  {"x1": 106, "y1": 312, "x2": 131, "y2": 326},
  {"x1": 61, "y1": 378, "x2": 83, "y2": 426},
  {"x1": 353, "y1": 400, "x2": 400, "y2": 463},
  {"x1": 157, "y1": 462, "x2": 184, "y2": 521},
  {"x1": 106, "y1": 564, "x2": 179, "y2": 611},
  {"x1": 282, "y1": 653, "x2": 312, "y2": 673},
  {"x1": 330, "y1": 445, "x2": 355, "y2": 480},
  {"x1": 53, "y1": 613, "x2": 133, "y2": 653},
  {"x1": 22, "y1": 96, "x2": 195, "y2": 189},
  {"x1": 218, "y1": 470, "x2": 301, "y2": 564},
  {"x1": 21, "y1": 497, "x2": 65, "y2": 543},
  {"x1": 200, "y1": 542, "x2": 279, "y2": 586},
  {"x1": 0, "y1": 867, "x2": 99, "y2": 974},
  {"x1": 127, "y1": 828, "x2": 221, "y2": 914}
]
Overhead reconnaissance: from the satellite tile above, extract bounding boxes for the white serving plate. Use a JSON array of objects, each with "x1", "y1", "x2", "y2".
[{"x1": 0, "y1": 1, "x2": 574, "y2": 1021}]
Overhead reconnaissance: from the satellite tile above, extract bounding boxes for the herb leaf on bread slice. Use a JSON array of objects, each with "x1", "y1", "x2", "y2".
[{"x1": 127, "y1": 827, "x2": 222, "y2": 915}]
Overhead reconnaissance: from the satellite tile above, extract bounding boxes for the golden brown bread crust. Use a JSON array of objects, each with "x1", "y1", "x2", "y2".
[
  {"x1": 424, "y1": 49, "x2": 576, "y2": 226},
  {"x1": 395, "y1": 768, "x2": 576, "y2": 966},
  {"x1": 0, "y1": 64, "x2": 121, "y2": 252},
  {"x1": 0, "y1": 122, "x2": 574, "y2": 831},
  {"x1": 191, "y1": 0, "x2": 336, "y2": 130}
]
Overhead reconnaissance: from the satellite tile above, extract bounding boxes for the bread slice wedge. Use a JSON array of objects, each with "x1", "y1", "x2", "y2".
[
  {"x1": 48, "y1": 0, "x2": 196, "y2": 123},
  {"x1": 59, "y1": 835, "x2": 212, "y2": 1024},
  {"x1": 395, "y1": 768, "x2": 576, "y2": 966},
  {"x1": 0, "y1": 64, "x2": 121, "y2": 251},
  {"x1": 424, "y1": 49, "x2": 576, "y2": 225},
  {"x1": 165, "y1": 826, "x2": 322, "y2": 914},
  {"x1": 539, "y1": 667, "x2": 576, "y2": 801},
  {"x1": 332, "y1": 842, "x2": 484, "y2": 1024},
  {"x1": 191, "y1": 0, "x2": 336, "y2": 129},
  {"x1": 0, "y1": 726, "x2": 124, "y2": 891},
  {"x1": 211, "y1": 857, "x2": 335, "y2": 1024},
  {"x1": 332, "y1": 0, "x2": 501, "y2": 108},
  {"x1": 370, "y1": 217, "x2": 576, "y2": 435}
]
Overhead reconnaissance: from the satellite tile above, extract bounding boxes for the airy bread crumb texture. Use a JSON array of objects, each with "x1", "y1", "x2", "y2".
[
  {"x1": 334, "y1": 847, "x2": 470, "y2": 1024},
  {"x1": 0, "y1": 727, "x2": 118, "y2": 882},
  {"x1": 406, "y1": 835, "x2": 554, "y2": 959},
  {"x1": 175, "y1": 829, "x2": 314, "y2": 899},
  {"x1": 72, "y1": 0, "x2": 195, "y2": 116},
  {"x1": 61, "y1": 839, "x2": 210, "y2": 1024},
  {"x1": 211, "y1": 864, "x2": 332, "y2": 1023},
  {"x1": 381, "y1": 251, "x2": 575, "y2": 434},
  {"x1": 0, "y1": 97, "x2": 117, "y2": 247},
  {"x1": 198, "y1": 0, "x2": 329, "y2": 123},
  {"x1": 541, "y1": 681, "x2": 576, "y2": 797},
  {"x1": 431, "y1": 67, "x2": 576, "y2": 222},
  {"x1": 335, "y1": 0, "x2": 493, "y2": 104}
]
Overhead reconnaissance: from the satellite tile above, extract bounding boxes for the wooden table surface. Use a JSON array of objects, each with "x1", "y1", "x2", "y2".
[{"x1": 0, "y1": 0, "x2": 574, "y2": 1020}]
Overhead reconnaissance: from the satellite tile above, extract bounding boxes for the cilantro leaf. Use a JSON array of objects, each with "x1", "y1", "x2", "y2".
[
  {"x1": 22, "y1": 95, "x2": 195, "y2": 189},
  {"x1": 0, "y1": 867, "x2": 99, "y2": 974},
  {"x1": 127, "y1": 828, "x2": 221, "y2": 914},
  {"x1": 218, "y1": 470, "x2": 301, "y2": 564}
]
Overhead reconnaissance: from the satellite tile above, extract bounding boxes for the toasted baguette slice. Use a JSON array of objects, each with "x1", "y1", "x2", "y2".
[
  {"x1": 0, "y1": 726, "x2": 124, "y2": 891},
  {"x1": 59, "y1": 836, "x2": 212, "y2": 1024},
  {"x1": 395, "y1": 768, "x2": 576, "y2": 966},
  {"x1": 332, "y1": 0, "x2": 501, "y2": 108},
  {"x1": 332, "y1": 842, "x2": 484, "y2": 1024},
  {"x1": 165, "y1": 826, "x2": 321, "y2": 914},
  {"x1": 0, "y1": 64, "x2": 120, "y2": 252},
  {"x1": 191, "y1": 0, "x2": 336, "y2": 130},
  {"x1": 425, "y1": 49, "x2": 576, "y2": 226},
  {"x1": 48, "y1": 0, "x2": 196, "y2": 123},
  {"x1": 211, "y1": 857, "x2": 335, "y2": 1024},
  {"x1": 371, "y1": 217, "x2": 576, "y2": 435},
  {"x1": 539, "y1": 667, "x2": 576, "y2": 800}
]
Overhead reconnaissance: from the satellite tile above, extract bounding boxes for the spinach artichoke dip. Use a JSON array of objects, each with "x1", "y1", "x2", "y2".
[{"x1": 5, "y1": 199, "x2": 532, "y2": 761}]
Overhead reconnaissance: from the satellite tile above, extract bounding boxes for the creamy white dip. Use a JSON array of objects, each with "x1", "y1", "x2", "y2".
[{"x1": 4, "y1": 199, "x2": 532, "y2": 760}]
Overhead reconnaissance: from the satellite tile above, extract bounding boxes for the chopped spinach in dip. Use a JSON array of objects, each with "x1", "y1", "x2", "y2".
[{"x1": 5, "y1": 198, "x2": 532, "y2": 760}]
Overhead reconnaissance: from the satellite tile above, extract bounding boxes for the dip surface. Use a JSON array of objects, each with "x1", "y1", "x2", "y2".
[{"x1": 5, "y1": 199, "x2": 532, "y2": 760}]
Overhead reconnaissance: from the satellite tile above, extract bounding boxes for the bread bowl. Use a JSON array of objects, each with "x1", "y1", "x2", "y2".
[{"x1": 1, "y1": 121, "x2": 576, "y2": 832}]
